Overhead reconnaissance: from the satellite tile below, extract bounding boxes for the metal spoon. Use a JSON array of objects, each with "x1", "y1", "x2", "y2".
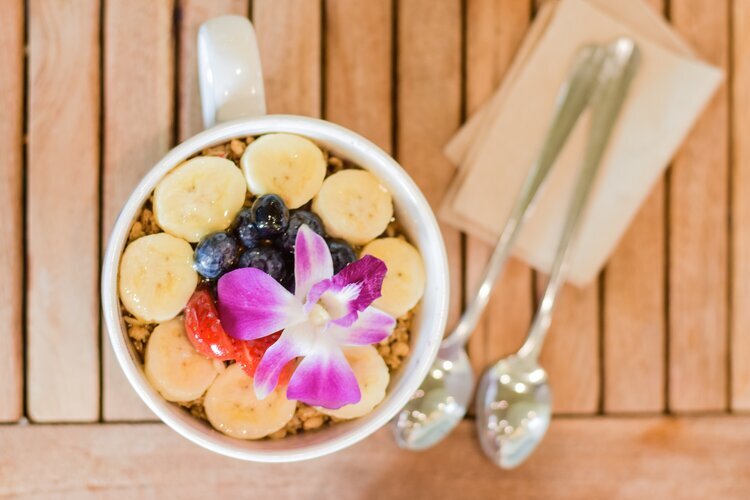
[
  {"x1": 392, "y1": 43, "x2": 610, "y2": 450},
  {"x1": 475, "y1": 37, "x2": 640, "y2": 469}
]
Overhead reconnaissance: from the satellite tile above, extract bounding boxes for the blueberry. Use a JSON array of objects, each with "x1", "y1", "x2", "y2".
[
  {"x1": 231, "y1": 208, "x2": 262, "y2": 248},
  {"x1": 251, "y1": 194, "x2": 289, "y2": 238},
  {"x1": 194, "y1": 232, "x2": 240, "y2": 279},
  {"x1": 278, "y1": 210, "x2": 326, "y2": 252},
  {"x1": 281, "y1": 270, "x2": 296, "y2": 294},
  {"x1": 328, "y1": 239, "x2": 356, "y2": 274},
  {"x1": 238, "y1": 246, "x2": 287, "y2": 283},
  {"x1": 280, "y1": 254, "x2": 296, "y2": 293}
]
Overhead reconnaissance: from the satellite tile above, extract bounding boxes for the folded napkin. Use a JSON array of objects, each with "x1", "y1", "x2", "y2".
[{"x1": 440, "y1": 0, "x2": 723, "y2": 286}]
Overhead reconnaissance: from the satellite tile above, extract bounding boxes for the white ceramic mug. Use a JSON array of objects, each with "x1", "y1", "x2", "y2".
[{"x1": 102, "y1": 15, "x2": 449, "y2": 462}]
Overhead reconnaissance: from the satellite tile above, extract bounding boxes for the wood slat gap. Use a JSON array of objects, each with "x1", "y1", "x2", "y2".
[
  {"x1": 172, "y1": 1, "x2": 182, "y2": 148},
  {"x1": 97, "y1": 0, "x2": 107, "y2": 424},
  {"x1": 319, "y1": 0, "x2": 327, "y2": 121},
  {"x1": 663, "y1": 0, "x2": 673, "y2": 412},
  {"x1": 20, "y1": 0, "x2": 30, "y2": 422},
  {"x1": 389, "y1": 0, "x2": 399, "y2": 160},
  {"x1": 725, "y1": 0, "x2": 735, "y2": 413}
]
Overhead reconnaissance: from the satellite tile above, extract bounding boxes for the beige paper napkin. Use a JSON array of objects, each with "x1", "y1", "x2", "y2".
[{"x1": 440, "y1": 0, "x2": 722, "y2": 286}]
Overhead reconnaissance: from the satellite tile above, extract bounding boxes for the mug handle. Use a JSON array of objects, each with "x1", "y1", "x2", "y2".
[{"x1": 197, "y1": 16, "x2": 266, "y2": 128}]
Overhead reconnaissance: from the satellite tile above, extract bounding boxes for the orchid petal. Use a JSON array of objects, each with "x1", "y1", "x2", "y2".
[
  {"x1": 310, "y1": 255, "x2": 388, "y2": 327},
  {"x1": 294, "y1": 225, "x2": 334, "y2": 302},
  {"x1": 304, "y1": 279, "x2": 331, "y2": 310},
  {"x1": 253, "y1": 323, "x2": 314, "y2": 400},
  {"x1": 286, "y1": 340, "x2": 361, "y2": 409},
  {"x1": 217, "y1": 268, "x2": 305, "y2": 341},
  {"x1": 328, "y1": 306, "x2": 395, "y2": 346}
]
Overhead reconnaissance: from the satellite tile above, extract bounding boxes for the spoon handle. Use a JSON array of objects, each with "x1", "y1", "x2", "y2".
[
  {"x1": 440, "y1": 44, "x2": 608, "y2": 356},
  {"x1": 518, "y1": 38, "x2": 641, "y2": 361}
]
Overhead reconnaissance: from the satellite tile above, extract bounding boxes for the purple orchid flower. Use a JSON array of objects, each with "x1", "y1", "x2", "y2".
[{"x1": 217, "y1": 224, "x2": 395, "y2": 409}]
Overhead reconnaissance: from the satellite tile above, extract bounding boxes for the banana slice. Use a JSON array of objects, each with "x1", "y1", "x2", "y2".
[
  {"x1": 204, "y1": 363, "x2": 297, "y2": 439},
  {"x1": 241, "y1": 133, "x2": 326, "y2": 209},
  {"x1": 312, "y1": 169, "x2": 393, "y2": 246},
  {"x1": 144, "y1": 317, "x2": 221, "y2": 403},
  {"x1": 361, "y1": 238, "x2": 425, "y2": 318},
  {"x1": 119, "y1": 233, "x2": 198, "y2": 322},
  {"x1": 316, "y1": 346, "x2": 389, "y2": 419},
  {"x1": 153, "y1": 156, "x2": 246, "y2": 242}
]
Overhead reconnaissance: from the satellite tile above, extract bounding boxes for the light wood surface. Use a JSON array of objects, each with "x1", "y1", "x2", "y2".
[
  {"x1": 464, "y1": 0, "x2": 534, "y2": 385},
  {"x1": 0, "y1": 0, "x2": 24, "y2": 422},
  {"x1": 538, "y1": 278, "x2": 600, "y2": 413},
  {"x1": 2, "y1": 417, "x2": 750, "y2": 499},
  {"x1": 603, "y1": 180, "x2": 666, "y2": 413},
  {"x1": 253, "y1": 0, "x2": 321, "y2": 117},
  {"x1": 325, "y1": 0, "x2": 393, "y2": 152},
  {"x1": 27, "y1": 0, "x2": 101, "y2": 422},
  {"x1": 4, "y1": 0, "x2": 748, "y2": 495},
  {"x1": 102, "y1": 0, "x2": 175, "y2": 421},
  {"x1": 668, "y1": 0, "x2": 729, "y2": 412}
]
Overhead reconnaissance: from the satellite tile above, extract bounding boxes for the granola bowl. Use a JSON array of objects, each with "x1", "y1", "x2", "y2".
[{"x1": 102, "y1": 115, "x2": 449, "y2": 462}]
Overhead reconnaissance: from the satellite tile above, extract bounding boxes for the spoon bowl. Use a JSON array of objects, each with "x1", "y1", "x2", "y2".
[
  {"x1": 475, "y1": 355, "x2": 551, "y2": 469},
  {"x1": 393, "y1": 349, "x2": 474, "y2": 450}
]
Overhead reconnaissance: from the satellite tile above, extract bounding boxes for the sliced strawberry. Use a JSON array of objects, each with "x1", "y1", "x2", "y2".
[
  {"x1": 232, "y1": 333, "x2": 297, "y2": 386},
  {"x1": 184, "y1": 289, "x2": 235, "y2": 360}
]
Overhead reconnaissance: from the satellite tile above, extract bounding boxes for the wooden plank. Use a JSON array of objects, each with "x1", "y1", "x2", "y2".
[
  {"x1": 27, "y1": 0, "x2": 100, "y2": 422},
  {"x1": 603, "y1": 182, "x2": 665, "y2": 413},
  {"x1": 538, "y1": 279, "x2": 599, "y2": 413},
  {"x1": 0, "y1": 0, "x2": 24, "y2": 422},
  {"x1": 324, "y1": 0, "x2": 392, "y2": 152},
  {"x1": 102, "y1": 0, "x2": 175, "y2": 421},
  {"x1": 253, "y1": 0, "x2": 321, "y2": 116},
  {"x1": 668, "y1": 0, "x2": 729, "y2": 412},
  {"x1": 398, "y1": 0, "x2": 462, "y2": 328},
  {"x1": 2, "y1": 418, "x2": 750, "y2": 498},
  {"x1": 603, "y1": 0, "x2": 666, "y2": 414},
  {"x1": 732, "y1": 0, "x2": 750, "y2": 409},
  {"x1": 464, "y1": 0, "x2": 533, "y2": 379},
  {"x1": 177, "y1": 0, "x2": 249, "y2": 141}
]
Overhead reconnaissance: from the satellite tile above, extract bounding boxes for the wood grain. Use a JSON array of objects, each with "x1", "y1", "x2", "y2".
[
  {"x1": 604, "y1": 182, "x2": 666, "y2": 413},
  {"x1": 177, "y1": 0, "x2": 249, "y2": 141},
  {"x1": 0, "y1": 0, "x2": 25, "y2": 422},
  {"x1": 325, "y1": 0, "x2": 392, "y2": 152},
  {"x1": 538, "y1": 279, "x2": 599, "y2": 413},
  {"x1": 27, "y1": 0, "x2": 100, "y2": 422},
  {"x1": 732, "y1": 0, "x2": 750, "y2": 410},
  {"x1": 603, "y1": 0, "x2": 666, "y2": 414},
  {"x1": 253, "y1": 0, "x2": 321, "y2": 116},
  {"x1": 397, "y1": 0, "x2": 463, "y2": 328},
  {"x1": 2, "y1": 418, "x2": 750, "y2": 498},
  {"x1": 102, "y1": 0, "x2": 175, "y2": 421},
  {"x1": 668, "y1": 0, "x2": 729, "y2": 412},
  {"x1": 464, "y1": 0, "x2": 533, "y2": 379}
]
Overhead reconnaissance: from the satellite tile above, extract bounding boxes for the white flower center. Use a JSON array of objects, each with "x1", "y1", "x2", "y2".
[{"x1": 308, "y1": 303, "x2": 331, "y2": 327}]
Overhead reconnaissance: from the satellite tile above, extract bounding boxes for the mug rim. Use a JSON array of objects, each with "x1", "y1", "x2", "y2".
[{"x1": 102, "y1": 114, "x2": 450, "y2": 462}]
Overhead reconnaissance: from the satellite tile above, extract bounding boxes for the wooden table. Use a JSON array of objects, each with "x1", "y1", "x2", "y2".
[{"x1": 2, "y1": 0, "x2": 749, "y2": 497}]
